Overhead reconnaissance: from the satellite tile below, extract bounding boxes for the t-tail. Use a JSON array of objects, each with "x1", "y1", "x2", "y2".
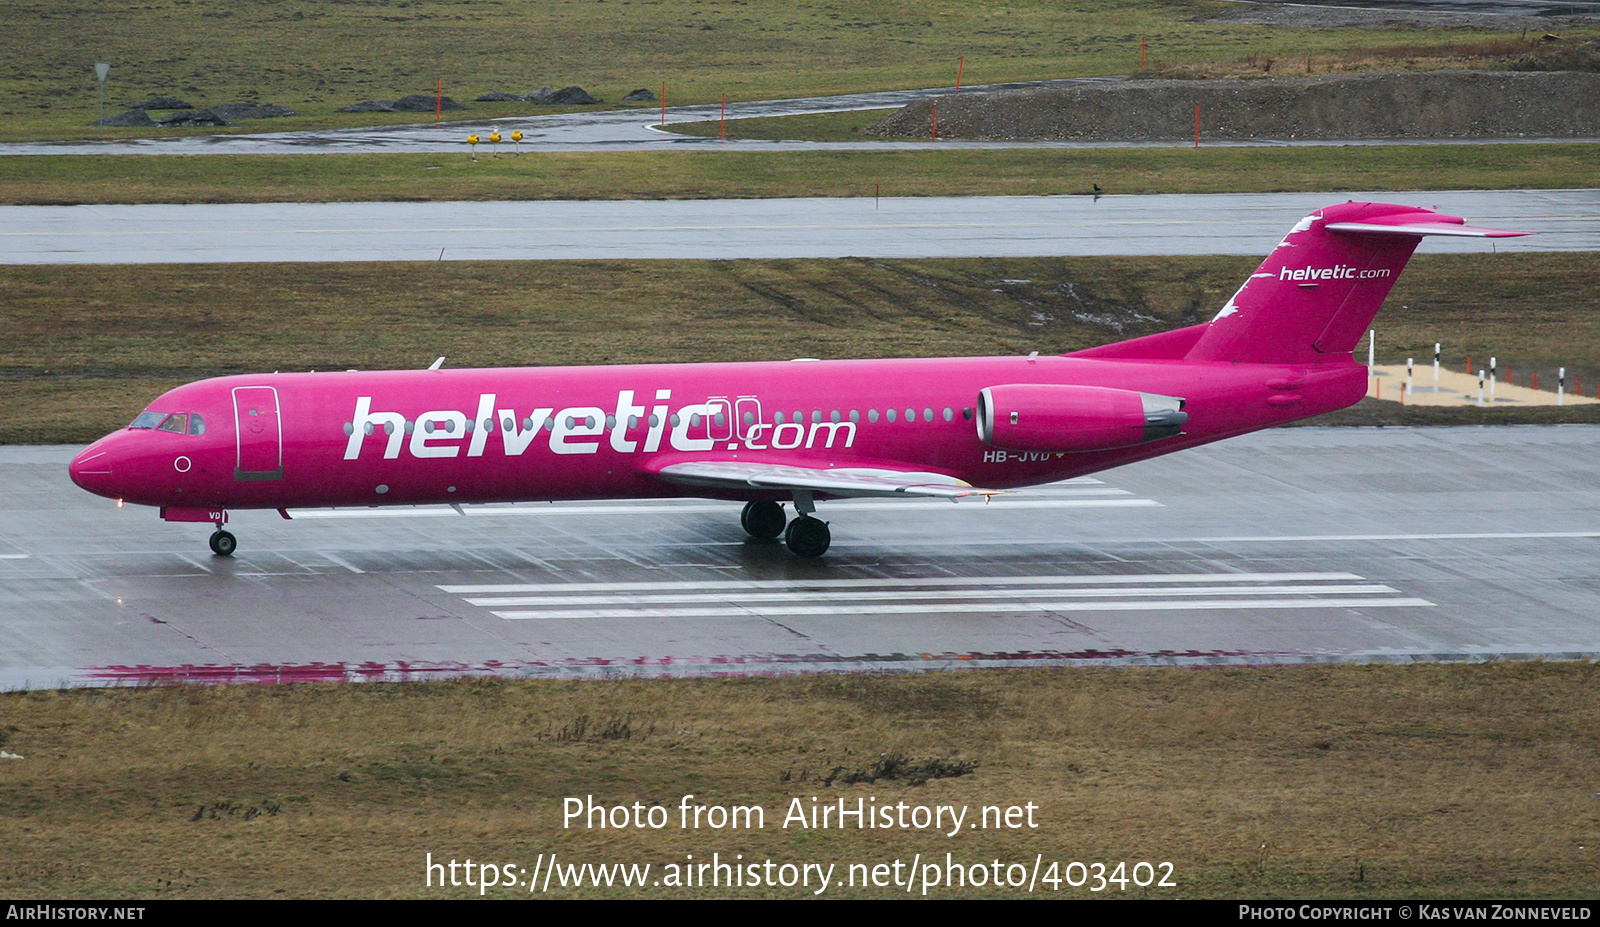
[{"x1": 1184, "y1": 202, "x2": 1530, "y2": 366}]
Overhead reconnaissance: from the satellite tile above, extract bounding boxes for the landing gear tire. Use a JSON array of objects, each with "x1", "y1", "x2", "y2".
[
  {"x1": 783, "y1": 516, "x2": 830, "y2": 558},
  {"x1": 209, "y1": 529, "x2": 237, "y2": 557},
  {"x1": 740, "y1": 500, "x2": 786, "y2": 540}
]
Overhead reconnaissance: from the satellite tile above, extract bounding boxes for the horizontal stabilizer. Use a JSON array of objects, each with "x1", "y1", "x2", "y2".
[{"x1": 1325, "y1": 220, "x2": 1532, "y2": 238}]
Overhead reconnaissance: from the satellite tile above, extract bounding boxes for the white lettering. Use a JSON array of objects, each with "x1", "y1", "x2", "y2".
[
  {"x1": 670, "y1": 403, "x2": 715, "y2": 452},
  {"x1": 345, "y1": 396, "x2": 406, "y2": 460},
  {"x1": 467, "y1": 393, "x2": 495, "y2": 457},
  {"x1": 771, "y1": 422, "x2": 804, "y2": 449},
  {"x1": 551, "y1": 406, "x2": 606, "y2": 455},
  {"x1": 1278, "y1": 264, "x2": 1391, "y2": 282},
  {"x1": 499, "y1": 407, "x2": 552, "y2": 456},
  {"x1": 806, "y1": 420, "x2": 857, "y2": 449},
  {"x1": 410, "y1": 410, "x2": 467, "y2": 459},
  {"x1": 610, "y1": 390, "x2": 645, "y2": 453}
]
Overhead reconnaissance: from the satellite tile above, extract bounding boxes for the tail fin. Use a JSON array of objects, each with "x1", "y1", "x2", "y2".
[{"x1": 1185, "y1": 202, "x2": 1529, "y2": 365}]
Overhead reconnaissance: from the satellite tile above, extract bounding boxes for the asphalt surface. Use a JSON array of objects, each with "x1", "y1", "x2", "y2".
[
  {"x1": 6, "y1": 425, "x2": 1600, "y2": 688},
  {"x1": 4, "y1": 189, "x2": 1594, "y2": 263}
]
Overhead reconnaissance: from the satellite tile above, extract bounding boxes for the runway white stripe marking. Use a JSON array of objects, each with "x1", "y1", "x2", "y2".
[
  {"x1": 0, "y1": 554, "x2": 29, "y2": 560},
  {"x1": 468, "y1": 583, "x2": 1398, "y2": 607},
  {"x1": 321, "y1": 553, "x2": 367, "y2": 575},
  {"x1": 439, "y1": 571, "x2": 1364, "y2": 595},
  {"x1": 492, "y1": 598, "x2": 1436, "y2": 620},
  {"x1": 1197, "y1": 531, "x2": 1600, "y2": 542},
  {"x1": 438, "y1": 570, "x2": 1432, "y2": 619}
]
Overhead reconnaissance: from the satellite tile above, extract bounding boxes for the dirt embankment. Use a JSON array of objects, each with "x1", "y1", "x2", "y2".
[{"x1": 868, "y1": 71, "x2": 1600, "y2": 141}]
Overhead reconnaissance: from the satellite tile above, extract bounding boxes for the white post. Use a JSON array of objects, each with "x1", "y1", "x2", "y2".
[
  {"x1": 1478, "y1": 371, "x2": 1485, "y2": 407},
  {"x1": 1433, "y1": 343, "x2": 1441, "y2": 385},
  {"x1": 1368, "y1": 330, "x2": 1376, "y2": 369},
  {"x1": 1406, "y1": 358, "x2": 1413, "y2": 397},
  {"x1": 93, "y1": 62, "x2": 110, "y2": 137},
  {"x1": 1559, "y1": 367, "x2": 1566, "y2": 406},
  {"x1": 1489, "y1": 356, "x2": 1497, "y2": 403}
]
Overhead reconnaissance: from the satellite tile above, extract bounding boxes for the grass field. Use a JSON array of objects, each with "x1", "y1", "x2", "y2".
[
  {"x1": 4, "y1": 252, "x2": 1598, "y2": 445},
  {"x1": 3, "y1": 664, "x2": 1597, "y2": 899},
  {"x1": 8, "y1": 0, "x2": 1575, "y2": 142},
  {"x1": 5, "y1": 144, "x2": 1600, "y2": 205}
]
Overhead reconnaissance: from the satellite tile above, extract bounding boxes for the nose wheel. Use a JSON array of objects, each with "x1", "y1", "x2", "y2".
[
  {"x1": 209, "y1": 529, "x2": 237, "y2": 557},
  {"x1": 783, "y1": 516, "x2": 830, "y2": 558}
]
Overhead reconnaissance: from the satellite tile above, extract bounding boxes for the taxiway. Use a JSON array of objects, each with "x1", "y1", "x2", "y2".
[{"x1": 3, "y1": 189, "x2": 1594, "y2": 264}]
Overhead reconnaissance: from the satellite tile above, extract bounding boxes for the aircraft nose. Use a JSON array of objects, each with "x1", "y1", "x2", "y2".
[{"x1": 69, "y1": 444, "x2": 117, "y2": 497}]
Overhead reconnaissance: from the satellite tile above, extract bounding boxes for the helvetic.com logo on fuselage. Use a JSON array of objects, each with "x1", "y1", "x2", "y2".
[
  {"x1": 342, "y1": 391, "x2": 858, "y2": 461},
  {"x1": 1278, "y1": 265, "x2": 1392, "y2": 282}
]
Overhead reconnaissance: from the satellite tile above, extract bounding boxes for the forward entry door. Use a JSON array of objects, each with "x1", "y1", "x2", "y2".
[{"x1": 232, "y1": 386, "x2": 283, "y2": 481}]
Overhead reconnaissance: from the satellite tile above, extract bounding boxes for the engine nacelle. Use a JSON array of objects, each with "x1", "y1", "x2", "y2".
[{"x1": 976, "y1": 384, "x2": 1187, "y2": 453}]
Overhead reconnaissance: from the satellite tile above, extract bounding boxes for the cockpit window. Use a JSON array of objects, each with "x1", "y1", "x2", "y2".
[
  {"x1": 129, "y1": 411, "x2": 165, "y2": 429},
  {"x1": 188, "y1": 414, "x2": 206, "y2": 435},
  {"x1": 157, "y1": 413, "x2": 190, "y2": 434}
]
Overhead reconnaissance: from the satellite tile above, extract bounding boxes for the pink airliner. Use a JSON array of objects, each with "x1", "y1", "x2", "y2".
[{"x1": 70, "y1": 202, "x2": 1528, "y2": 557}]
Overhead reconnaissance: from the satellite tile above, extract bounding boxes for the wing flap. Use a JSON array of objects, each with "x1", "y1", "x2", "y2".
[{"x1": 654, "y1": 460, "x2": 1004, "y2": 500}]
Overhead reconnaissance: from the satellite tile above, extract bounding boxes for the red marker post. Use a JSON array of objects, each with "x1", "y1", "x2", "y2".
[{"x1": 930, "y1": 102, "x2": 937, "y2": 141}]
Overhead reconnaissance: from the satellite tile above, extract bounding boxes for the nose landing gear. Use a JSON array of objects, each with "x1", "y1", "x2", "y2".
[{"x1": 209, "y1": 529, "x2": 237, "y2": 557}]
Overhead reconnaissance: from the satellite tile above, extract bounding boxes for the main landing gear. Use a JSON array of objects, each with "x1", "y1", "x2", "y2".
[
  {"x1": 739, "y1": 500, "x2": 786, "y2": 540},
  {"x1": 783, "y1": 515, "x2": 830, "y2": 558},
  {"x1": 209, "y1": 528, "x2": 237, "y2": 557},
  {"x1": 739, "y1": 497, "x2": 831, "y2": 558}
]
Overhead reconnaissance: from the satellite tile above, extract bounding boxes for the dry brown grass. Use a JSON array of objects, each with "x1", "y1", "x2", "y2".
[
  {"x1": 2, "y1": 664, "x2": 1597, "y2": 898},
  {"x1": 1148, "y1": 36, "x2": 1600, "y2": 80}
]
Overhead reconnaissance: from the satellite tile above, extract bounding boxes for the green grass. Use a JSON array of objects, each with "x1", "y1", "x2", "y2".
[
  {"x1": 7, "y1": 0, "x2": 1575, "y2": 142},
  {"x1": 3, "y1": 665, "x2": 1598, "y2": 898},
  {"x1": 6, "y1": 252, "x2": 1598, "y2": 444},
  {"x1": 4, "y1": 143, "x2": 1599, "y2": 205}
]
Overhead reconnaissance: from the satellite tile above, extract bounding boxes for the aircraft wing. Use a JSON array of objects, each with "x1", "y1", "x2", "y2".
[{"x1": 652, "y1": 460, "x2": 1005, "y2": 501}]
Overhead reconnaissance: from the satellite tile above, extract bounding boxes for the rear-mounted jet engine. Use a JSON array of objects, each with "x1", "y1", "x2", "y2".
[{"x1": 975, "y1": 384, "x2": 1188, "y2": 453}]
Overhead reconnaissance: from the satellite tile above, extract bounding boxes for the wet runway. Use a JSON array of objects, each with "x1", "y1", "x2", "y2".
[
  {"x1": 4, "y1": 189, "x2": 1594, "y2": 263},
  {"x1": 7, "y1": 425, "x2": 1600, "y2": 688}
]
